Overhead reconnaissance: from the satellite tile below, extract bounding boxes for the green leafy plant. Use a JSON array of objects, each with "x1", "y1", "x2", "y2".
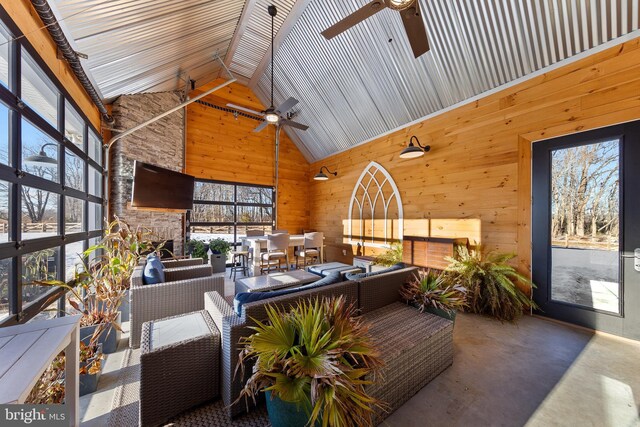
[
  {"x1": 445, "y1": 246, "x2": 538, "y2": 322},
  {"x1": 209, "y1": 238, "x2": 231, "y2": 255},
  {"x1": 399, "y1": 269, "x2": 467, "y2": 315},
  {"x1": 237, "y1": 295, "x2": 385, "y2": 427},
  {"x1": 188, "y1": 239, "x2": 208, "y2": 259},
  {"x1": 373, "y1": 242, "x2": 403, "y2": 267},
  {"x1": 30, "y1": 218, "x2": 157, "y2": 403}
]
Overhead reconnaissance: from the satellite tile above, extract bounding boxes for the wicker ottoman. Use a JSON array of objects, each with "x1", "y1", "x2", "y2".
[{"x1": 140, "y1": 310, "x2": 220, "y2": 427}]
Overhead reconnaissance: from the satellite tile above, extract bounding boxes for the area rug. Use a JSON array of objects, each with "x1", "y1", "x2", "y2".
[{"x1": 107, "y1": 347, "x2": 270, "y2": 427}]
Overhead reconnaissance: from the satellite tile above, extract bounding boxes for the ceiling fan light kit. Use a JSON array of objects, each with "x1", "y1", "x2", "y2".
[{"x1": 225, "y1": 5, "x2": 308, "y2": 132}]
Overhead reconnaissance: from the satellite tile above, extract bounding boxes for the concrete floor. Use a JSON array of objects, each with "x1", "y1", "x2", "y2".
[{"x1": 81, "y1": 269, "x2": 640, "y2": 426}]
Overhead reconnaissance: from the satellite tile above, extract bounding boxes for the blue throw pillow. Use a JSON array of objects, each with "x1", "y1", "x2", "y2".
[
  {"x1": 143, "y1": 254, "x2": 165, "y2": 285},
  {"x1": 234, "y1": 288, "x2": 290, "y2": 316},
  {"x1": 233, "y1": 272, "x2": 345, "y2": 316},
  {"x1": 346, "y1": 262, "x2": 406, "y2": 281}
]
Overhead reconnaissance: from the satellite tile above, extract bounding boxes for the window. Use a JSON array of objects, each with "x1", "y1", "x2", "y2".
[
  {"x1": 0, "y1": 26, "x2": 9, "y2": 88},
  {"x1": 0, "y1": 18, "x2": 105, "y2": 326},
  {"x1": 21, "y1": 49, "x2": 58, "y2": 127},
  {"x1": 187, "y1": 180, "x2": 274, "y2": 250}
]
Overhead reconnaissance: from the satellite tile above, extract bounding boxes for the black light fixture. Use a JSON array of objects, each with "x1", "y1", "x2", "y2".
[
  {"x1": 24, "y1": 143, "x2": 57, "y2": 167},
  {"x1": 314, "y1": 166, "x2": 338, "y2": 181},
  {"x1": 265, "y1": 5, "x2": 279, "y2": 124},
  {"x1": 399, "y1": 135, "x2": 430, "y2": 159}
]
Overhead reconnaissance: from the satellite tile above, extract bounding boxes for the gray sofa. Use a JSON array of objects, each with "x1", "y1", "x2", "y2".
[
  {"x1": 130, "y1": 263, "x2": 224, "y2": 348},
  {"x1": 205, "y1": 266, "x2": 454, "y2": 421}
]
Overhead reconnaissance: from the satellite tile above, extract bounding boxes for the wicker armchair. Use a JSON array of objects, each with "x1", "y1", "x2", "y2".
[
  {"x1": 129, "y1": 264, "x2": 224, "y2": 348},
  {"x1": 161, "y1": 258, "x2": 205, "y2": 268}
]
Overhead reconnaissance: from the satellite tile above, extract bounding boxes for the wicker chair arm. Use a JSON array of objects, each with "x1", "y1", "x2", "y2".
[
  {"x1": 164, "y1": 264, "x2": 212, "y2": 282},
  {"x1": 162, "y1": 258, "x2": 204, "y2": 268}
]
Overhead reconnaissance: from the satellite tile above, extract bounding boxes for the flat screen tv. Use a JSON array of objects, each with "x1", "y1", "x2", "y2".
[{"x1": 131, "y1": 161, "x2": 195, "y2": 211}]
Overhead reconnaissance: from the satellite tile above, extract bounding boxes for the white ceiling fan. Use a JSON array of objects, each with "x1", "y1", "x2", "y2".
[{"x1": 227, "y1": 5, "x2": 308, "y2": 133}]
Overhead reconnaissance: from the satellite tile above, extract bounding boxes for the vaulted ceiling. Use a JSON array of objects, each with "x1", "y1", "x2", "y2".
[{"x1": 52, "y1": 0, "x2": 640, "y2": 162}]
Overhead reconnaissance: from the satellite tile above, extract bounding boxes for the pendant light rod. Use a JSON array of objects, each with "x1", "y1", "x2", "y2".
[{"x1": 268, "y1": 5, "x2": 277, "y2": 108}]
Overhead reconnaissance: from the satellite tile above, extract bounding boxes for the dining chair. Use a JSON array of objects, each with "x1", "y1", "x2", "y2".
[
  {"x1": 244, "y1": 230, "x2": 265, "y2": 261},
  {"x1": 260, "y1": 233, "x2": 290, "y2": 274},
  {"x1": 295, "y1": 232, "x2": 323, "y2": 268}
]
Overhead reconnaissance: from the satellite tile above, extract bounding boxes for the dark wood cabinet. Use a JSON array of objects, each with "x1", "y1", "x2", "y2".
[{"x1": 402, "y1": 236, "x2": 468, "y2": 270}]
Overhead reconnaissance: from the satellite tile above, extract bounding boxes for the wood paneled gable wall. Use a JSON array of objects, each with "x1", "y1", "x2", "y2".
[
  {"x1": 185, "y1": 78, "x2": 310, "y2": 235},
  {"x1": 309, "y1": 37, "x2": 640, "y2": 289}
]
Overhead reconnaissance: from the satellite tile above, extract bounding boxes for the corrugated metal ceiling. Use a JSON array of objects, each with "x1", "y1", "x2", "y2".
[
  {"x1": 52, "y1": 0, "x2": 245, "y2": 101},
  {"x1": 50, "y1": 0, "x2": 639, "y2": 161},
  {"x1": 254, "y1": 0, "x2": 640, "y2": 161}
]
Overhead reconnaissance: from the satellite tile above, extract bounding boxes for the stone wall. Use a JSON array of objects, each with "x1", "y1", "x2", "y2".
[{"x1": 109, "y1": 92, "x2": 186, "y2": 255}]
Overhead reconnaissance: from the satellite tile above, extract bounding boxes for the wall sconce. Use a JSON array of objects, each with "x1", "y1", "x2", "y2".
[
  {"x1": 399, "y1": 135, "x2": 430, "y2": 159},
  {"x1": 314, "y1": 166, "x2": 338, "y2": 181},
  {"x1": 24, "y1": 143, "x2": 58, "y2": 167}
]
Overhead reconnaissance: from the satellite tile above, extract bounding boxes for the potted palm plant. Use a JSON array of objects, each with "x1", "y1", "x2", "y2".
[
  {"x1": 236, "y1": 296, "x2": 385, "y2": 427},
  {"x1": 399, "y1": 269, "x2": 467, "y2": 321},
  {"x1": 445, "y1": 246, "x2": 538, "y2": 322},
  {"x1": 209, "y1": 238, "x2": 231, "y2": 274}
]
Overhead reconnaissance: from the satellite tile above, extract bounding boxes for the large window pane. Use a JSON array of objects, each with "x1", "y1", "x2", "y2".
[
  {"x1": 191, "y1": 204, "x2": 233, "y2": 223},
  {"x1": 0, "y1": 26, "x2": 9, "y2": 88},
  {"x1": 0, "y1": 102, "x2": 8, "y2": 165},
  {"x1": 0, "y1": 258, "x2": 10, "y2": 321},
  {"x1": 190, "y1": 224, "x2": 233, "y2": 244},
  {"x1": 22, "y1": 118, "x2": 59, "y2": 182},
  {"x1": 64, "y1": 102, "x2": 84, "y2": 147},
  {"x1": 88, "y1": 131, "x2": 102, "y2": 164},
  {"x1": 237, "y1": 185, "x2": 272, "y2": 204},
  {"x1": 65, "y1": 241, "x2": 85, "y2": 281},
  {"x1": 88, "y1": 165, "x2": 102, "y2": 197},
  {"x1": 193, "y1": 182, "x2": 234, "y2": 202},
  {"x1": 88, "y1": 201, "x2": 102, "y2": 231},
  {"x1": 0, "y1": 180, "x2": 8, "y2": 243},
  {"x1": 65, "y1": 149, "x2": 84, "y2": 191},
  {"x1": 22, "y1": 247, "x2": 59, "y2": 310},
  {"x1": 21, "y1": 186, "x2": 58, "y2": 239},
  {"x1": 237, "y1": 205, "x2": 272, "y2": 223},
  {"x1": 550, "y1": 140, "x2": 620, "y2": 313},
  {"x1": 65, "y1": 197, "x2": 84, "y2": 234},
  {"x1": 21, "y1": 50, "x2": 58, "y2": 127}
]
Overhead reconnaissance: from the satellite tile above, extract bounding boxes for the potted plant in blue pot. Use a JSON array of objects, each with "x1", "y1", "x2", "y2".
[
  {"x1": 400, "y1": 269, "x2": 467, "y2": 322},
  {"x1": 236, "y1": 295, "x2": 384, "y2": 427},
  {"x1": 208, "y1": 238, "x2": 231, "y2": 274}
]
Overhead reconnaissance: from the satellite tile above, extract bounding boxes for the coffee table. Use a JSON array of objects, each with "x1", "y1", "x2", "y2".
[{"x1": 235, "y1": 269, "x2": 320, "y2": 294}]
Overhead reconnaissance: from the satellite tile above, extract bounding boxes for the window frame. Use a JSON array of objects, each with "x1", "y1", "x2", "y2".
[
  {"x1": 186, "y1": 179, "x2": 275, "y2": 249},
  {"x1": 0, "y1": 7, "x2": 105, "y2": 326}
]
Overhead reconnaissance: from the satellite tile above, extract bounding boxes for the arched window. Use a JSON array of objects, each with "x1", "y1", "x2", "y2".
[{"x1": 348, "y1": 162, "x2": 402, "y2": 247}]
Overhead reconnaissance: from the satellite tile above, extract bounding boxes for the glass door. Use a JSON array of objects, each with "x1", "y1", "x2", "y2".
[{"x1": 532, "y1": 121, "x2": 640, "y2": 340}]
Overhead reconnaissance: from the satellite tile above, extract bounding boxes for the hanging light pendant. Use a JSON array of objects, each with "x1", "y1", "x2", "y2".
[{"x1": 266, "y1": 5, "x2": 279, "y2": 124}]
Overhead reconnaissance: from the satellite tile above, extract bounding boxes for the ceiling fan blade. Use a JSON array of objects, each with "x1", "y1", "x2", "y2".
[
  {"x1": 400, "y1": 2, "x2": 430, "y2": 58},
  {"x1": 253, "y1": 121, "x2": 269, "y2": 132},
  {"x1": 281, "y1": 119, "x2": 309, "y2": 131},
  {"x1": 321, "y1": 0, "x2": 386, "y2": 39},
  {"x1": 227, "y1": 103, "x2": 264, "y2": 116},
  {"x1": 275, "y1": 97, "x2": 299, "y2": 115}
]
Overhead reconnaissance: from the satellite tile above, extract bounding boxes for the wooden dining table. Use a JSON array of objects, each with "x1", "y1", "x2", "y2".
[{"x1": 241, "y1": 235, "x2": 324, "y2": 275}]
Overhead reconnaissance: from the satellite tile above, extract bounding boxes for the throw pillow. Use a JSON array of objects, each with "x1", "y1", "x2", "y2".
[
  {"x1": 234, "y1": 288, "x2": 290, "y2": 316},
  {"x1": 143, "y1": 254, "x2": 165, "y2": 285},
  {"x1": 346, "y1": 262, "x2": 406, "y2": 280}
]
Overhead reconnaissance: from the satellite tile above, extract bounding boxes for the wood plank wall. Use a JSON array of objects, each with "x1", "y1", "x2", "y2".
[
  {"x1": 309, "y1": 37, "x2": 640, "y2": 287},
  {"x1": 0, "y1": 0, "x2": 100, "y2": 128},
  {"x1": 185, "y1": 78, "x2": 310, "y2": 234}
]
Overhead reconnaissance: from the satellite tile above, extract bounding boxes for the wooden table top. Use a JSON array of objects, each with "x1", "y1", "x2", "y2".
[{"x1": 0, "y1": 315, "x2": 81, "y2": 404}]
